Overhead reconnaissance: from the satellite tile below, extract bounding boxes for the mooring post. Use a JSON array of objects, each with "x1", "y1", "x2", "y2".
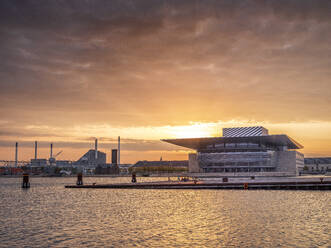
[
  {"x1": 131, "y1": 173, "x2": 137, "y2": 183},
  {"x1": 77, "y1": 173, "x2": 83, "y2": 185},
  {"x1": 22, "y1": 173, "x2": 30, "y2": 188}
]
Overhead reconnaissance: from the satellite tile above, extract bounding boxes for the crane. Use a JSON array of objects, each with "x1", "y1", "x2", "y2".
[
  {"x1": 49, "y1": 150, "x2": 63, "y2": 165},
  {"x1": 53, "y1": 150, "x2": 63, "y2": 158}
]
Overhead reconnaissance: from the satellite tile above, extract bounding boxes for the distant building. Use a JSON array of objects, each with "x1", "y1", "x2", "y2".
[
  {"x1": 304, "y1": 157, "x2": 331, "y2": 173},
  {"x1": 134, "y1": 160, "x2": 188, "y2": 168},
  {"x1": 132, "y1": 160, "x2": 188, "y2": 173},
  {"x1": 30, "y1": 159, "x2": 48, "y2": 167},
  {"x1": 95, "y1": 164, "x2": 120, "y2": 175},
  {"x1": 55, "y1": 160, "x2": 72, "y2": 167},
  {"x1": 74, "y1": 149, "x2": 106, "y2": 167},
  {"x1": 118, "y1": 164, "x2": 133, "y2": 175},
  {"x1": 163, "y1": 126, "x2": 304, "y2": 176},
  {"x1": 0, "y1": 167, "x2": 24, "y2": 175}
]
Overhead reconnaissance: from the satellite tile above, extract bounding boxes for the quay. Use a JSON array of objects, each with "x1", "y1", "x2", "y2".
[{"x1": 65, "y1": 177, "x2": 331, "y2": 190}]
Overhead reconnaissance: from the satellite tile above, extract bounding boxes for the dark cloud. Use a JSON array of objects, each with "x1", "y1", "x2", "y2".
[{"x1": 1, "y1": 0, "x2": 331, "y2": 128}]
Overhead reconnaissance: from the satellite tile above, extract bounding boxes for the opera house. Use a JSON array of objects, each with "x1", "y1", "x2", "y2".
[{"x1": 163, "y1": 126, "x2": 304, "y2": 176}]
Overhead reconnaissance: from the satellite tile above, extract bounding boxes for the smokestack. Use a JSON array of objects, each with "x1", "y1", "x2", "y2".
[
  {"x1": 50, "y1": 143, "x2": 53, "y2": 159},
  {"x1": 95, "y1": 138, "x2": 98, "y2": 160},
  {"x1": 112, "y1": 149, "x2": 118, "y2": 164},
  {"x1": 15, "y1": 142, "x2": 18, "y2": 167},
  {"x1": 34, "y1": 141, "x2": 37, "y2": 160},
  {"x1": 118, "y1": 136, "x2": 120, "y2": 165}
]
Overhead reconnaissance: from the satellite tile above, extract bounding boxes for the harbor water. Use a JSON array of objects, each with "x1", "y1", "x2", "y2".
[{"x1": 0, "y1": 177, "x2": 330, "y2": 247}]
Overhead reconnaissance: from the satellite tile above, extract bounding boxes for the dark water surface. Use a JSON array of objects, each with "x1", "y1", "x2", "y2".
[{"x1": 0, "y1": 177, "x2": 330, "y2": 248}]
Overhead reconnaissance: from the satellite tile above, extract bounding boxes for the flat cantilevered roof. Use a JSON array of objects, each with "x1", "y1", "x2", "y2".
[{"x1": 162, "y1": 135, "x2": 303, "y2": 150}]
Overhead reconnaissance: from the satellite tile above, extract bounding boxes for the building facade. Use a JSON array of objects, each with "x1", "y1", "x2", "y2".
[
  {"x1": 163, "y1": 126, "x2": 304, "y2": 176},
  {"x1": 304, "y1": 157, "x2": 331, "y2": 173},
  {"x1": 74, "y1": 149, "x2": 106, "y2": 167},
  {"x1": 132, "y1": 160, "x2": 188, "y2": 174}
]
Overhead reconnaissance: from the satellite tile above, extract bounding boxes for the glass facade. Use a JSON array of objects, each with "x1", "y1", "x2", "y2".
[{"x1": 199, "y1": 143, "x2": 277, "y2": 173}]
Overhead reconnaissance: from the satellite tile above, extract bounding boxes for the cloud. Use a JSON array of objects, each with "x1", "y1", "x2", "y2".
[
  {"x1": 0, "y1": 0, "x2": 331, "y2": 160},
  {"x1": 0, "y1": 138, "x2": 187, "y2": 153}
]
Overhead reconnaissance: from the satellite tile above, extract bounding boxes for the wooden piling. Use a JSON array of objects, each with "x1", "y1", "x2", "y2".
[
  {"x1": 76, "y1": 173, "x2": 83, "y2": 185},
  {"x1": 131, "y1": 173, "x2": 137, "y2": 183},
  {"x1": 22, "y1": 173, "x2": 30, "y2": 188}
]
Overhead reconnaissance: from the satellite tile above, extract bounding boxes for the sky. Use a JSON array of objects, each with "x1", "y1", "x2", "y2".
[{"x1": 1, "y1": 0, "x2": 331, "y2": 163}]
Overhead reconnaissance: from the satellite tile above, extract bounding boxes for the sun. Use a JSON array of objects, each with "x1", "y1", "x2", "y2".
[{"x1": 170, "y1": 123, "x2": 215, "y2": 138}]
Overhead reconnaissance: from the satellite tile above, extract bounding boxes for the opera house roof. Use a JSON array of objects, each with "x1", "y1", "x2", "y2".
[{"x1": 162, "y1": 135, "x2": 303, "y2": 150}]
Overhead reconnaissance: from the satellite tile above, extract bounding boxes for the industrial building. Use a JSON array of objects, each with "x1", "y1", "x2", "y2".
[
  {"x1": 95, "y1": 164, "x2": 120, "y2": 175},
  {"x1": 163, "y1": 126, "x2": 304, "y2": 176},
  {"x1": 13, "y1": 138, "x2": 121, "y2": 175},
  {"x1": 74, "y1": 150, "x2": 106, "y2": 167}
]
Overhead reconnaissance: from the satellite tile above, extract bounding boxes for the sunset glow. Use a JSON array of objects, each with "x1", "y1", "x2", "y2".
[
  {"x1": 0, "y1": 0, "x2": 330, "y2": 163},
  {"x1": 1, "y1": 119, "x2": 331, "y2": 163},
  {"x1": 1, "y1": 2, "x2": 330, "y2": 248},
  {"x1": 168, "y1": 123, "x2": 216, "y2": 139}
]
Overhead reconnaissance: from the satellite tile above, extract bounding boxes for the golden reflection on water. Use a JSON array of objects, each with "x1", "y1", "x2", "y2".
[{"x1": 0, "y1": 177, "x2": 330, "y2": 247}]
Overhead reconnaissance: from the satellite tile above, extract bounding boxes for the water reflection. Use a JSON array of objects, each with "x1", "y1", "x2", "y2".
[{"x1": 0, "y1": 177, "x2": 330, "y2": 247}]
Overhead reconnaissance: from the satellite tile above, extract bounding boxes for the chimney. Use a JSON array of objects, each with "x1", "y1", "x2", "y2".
[
  {"x1": 50, "y1": 143, "x2": 53, "y2": 159},
  {"x1": 15, "y1": 142, "x2": 18, "y2": 167},
  {"x1": 112, "y1": 149, "x2": 118, "y2": 164},
  {"x1": 34, "y1": 141, "x2": 37, "y2": 160},
  {"x1": 118, "y1": 136, "x2": 120, "y2": 165},
  {"x1": 95, "y1": 138, "x2": 98, "y2": 160}
]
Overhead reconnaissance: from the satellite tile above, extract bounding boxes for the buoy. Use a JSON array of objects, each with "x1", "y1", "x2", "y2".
[{"x1": 22, "y1": 173, "x2": 30, "y2": 188}]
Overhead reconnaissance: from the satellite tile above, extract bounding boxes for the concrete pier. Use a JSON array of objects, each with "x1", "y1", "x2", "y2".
[{"x1": 65, "y1": 177, "x2": 331, "y2": 190}]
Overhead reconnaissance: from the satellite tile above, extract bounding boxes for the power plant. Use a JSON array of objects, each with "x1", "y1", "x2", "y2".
[{"x1": 1, "y1": 138, "x2": 122, "y2": 175}]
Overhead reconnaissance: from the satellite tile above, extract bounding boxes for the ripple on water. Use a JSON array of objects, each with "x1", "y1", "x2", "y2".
[{"x1": 0, "y1": 177, "x2": 330, "y2": 248}]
